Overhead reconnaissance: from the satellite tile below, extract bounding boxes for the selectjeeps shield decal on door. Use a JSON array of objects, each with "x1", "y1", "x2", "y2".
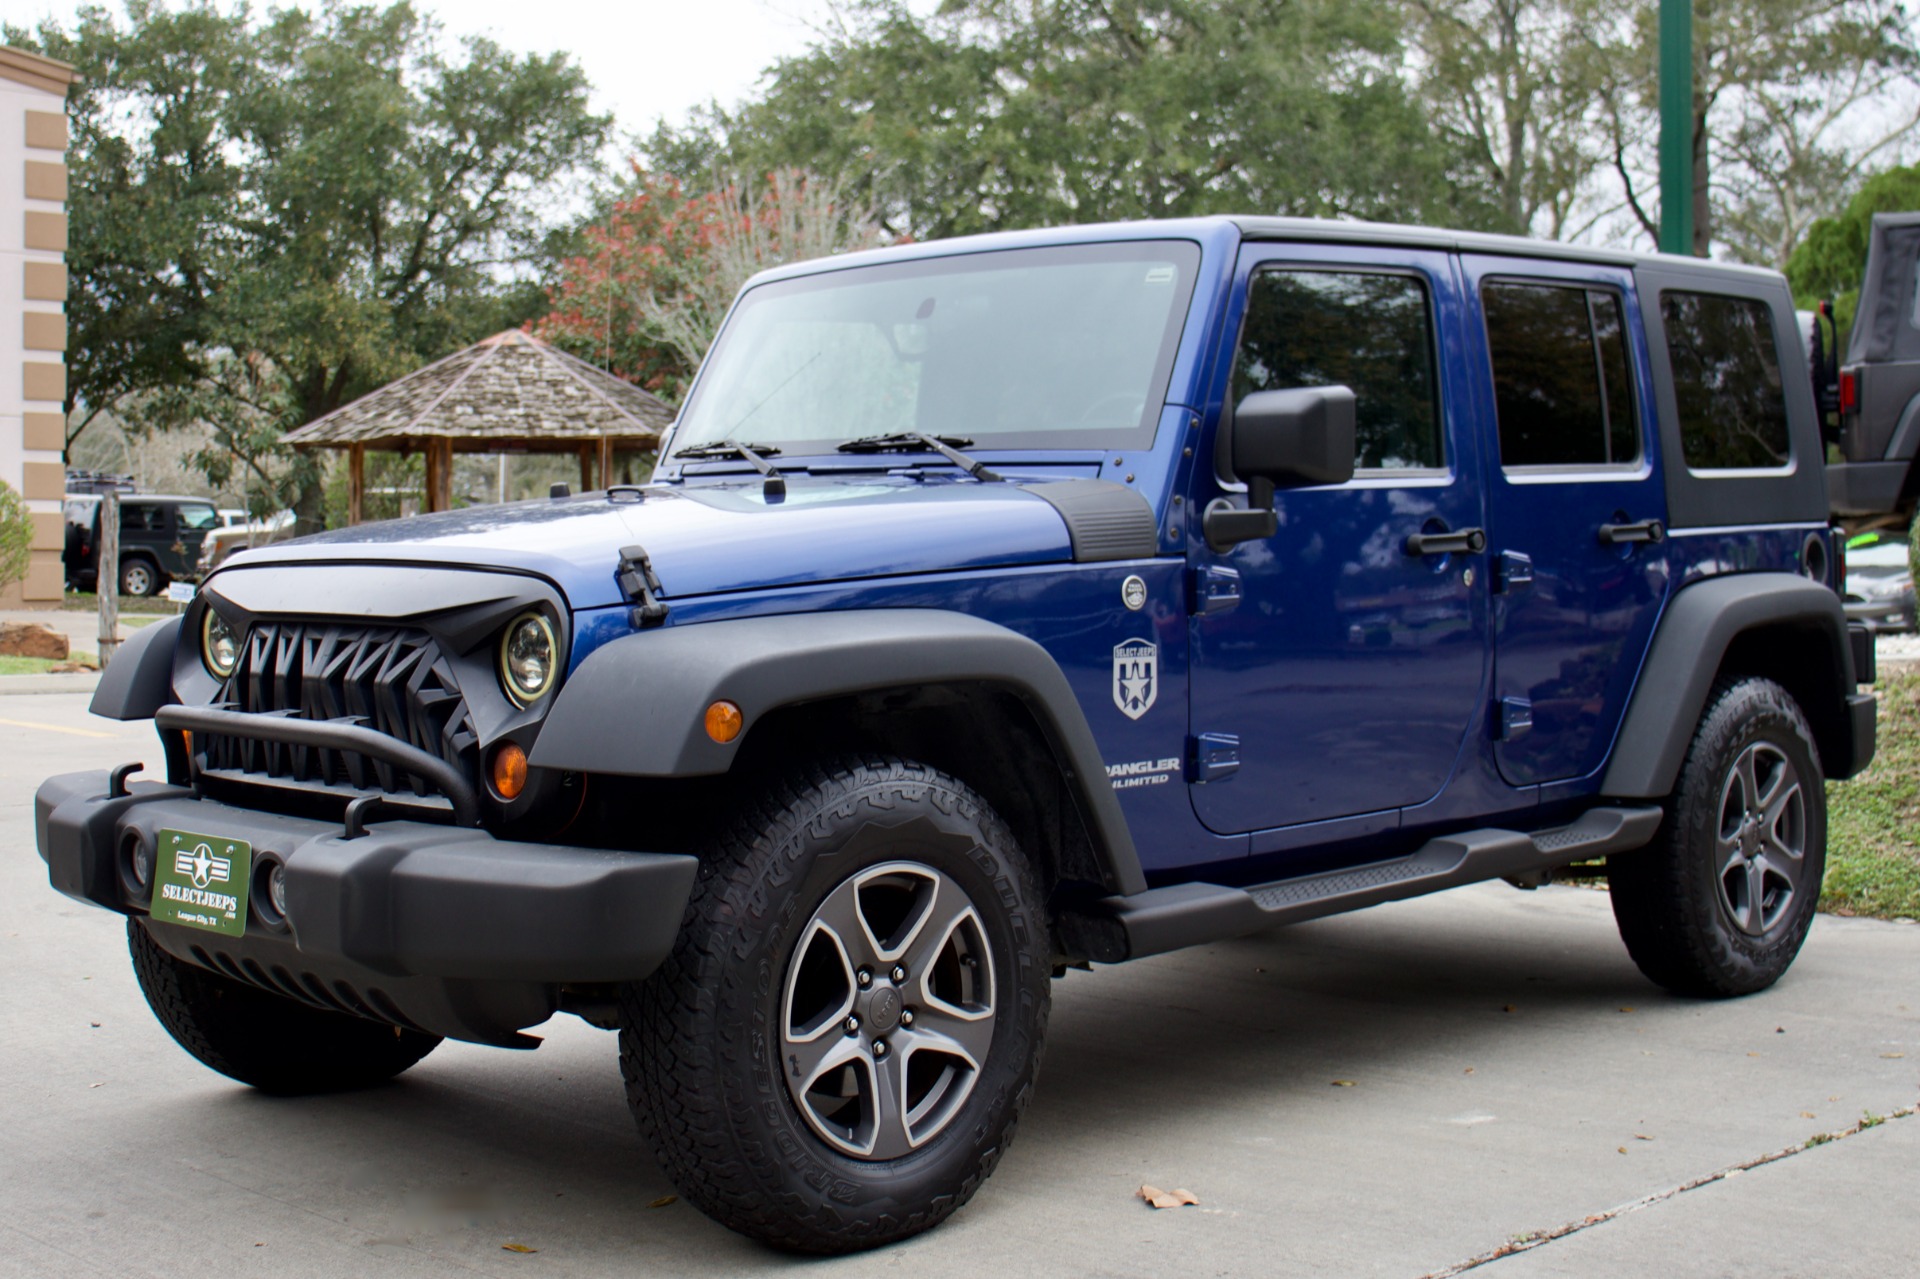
[{"x1": 1113, "y1": 639, "x2": 1158, "y2": 720}]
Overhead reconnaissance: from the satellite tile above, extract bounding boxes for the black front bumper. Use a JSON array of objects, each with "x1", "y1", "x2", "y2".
[{"x1": 36, "y1": 770, "x2": 698, "y2": 1046}]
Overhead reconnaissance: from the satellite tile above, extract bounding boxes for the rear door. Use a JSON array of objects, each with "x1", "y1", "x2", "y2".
[
  {"x1": 1187, "y1": 243, "x2": 1492, "y2": 835},
  {"x1": 173, "y1": 502, "x2": 220, "y2": 577},
  {"x1": 1461, "y1": 256, "x2": 1670, "y2": 787}
]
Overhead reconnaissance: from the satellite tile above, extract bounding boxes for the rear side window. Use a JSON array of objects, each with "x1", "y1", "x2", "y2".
[
  {"x1": 177, "y1": 504, "x2": 219, "y2": 531},
  {"x1": 1483, "y1": 282, "x2": 1638, "y2": 467},
  {"x1": 1234, "y1": 269, "x2": 1443, "y2": 470},
  {"x1": 1661, "y1": 291, "x2": 1791, "y2": 470}
]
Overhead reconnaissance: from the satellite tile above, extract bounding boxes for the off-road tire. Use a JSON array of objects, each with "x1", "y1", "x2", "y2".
[
  {"x1": 128, "y1": 919, "x2": 441, "y2": 1093},
  {"x1": 1608, "y1": 677, "x2": 1826, "y2": 998},
  {"x1": 620, "y1": 756, "x2": 1051, "y2": 1254},
  {"x1": 119, "y1": 556, "x2": 160, "y2": 598}
]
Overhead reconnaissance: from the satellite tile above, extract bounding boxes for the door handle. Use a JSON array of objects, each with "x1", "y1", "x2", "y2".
[
  {"x1": 1597, "y1": 518, "x2": 1666, "y2": 545},
  {"x1": 1404, "y1": 527, "x2": 1487, "y2": 557}
]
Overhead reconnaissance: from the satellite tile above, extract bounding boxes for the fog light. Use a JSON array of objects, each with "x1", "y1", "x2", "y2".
[
  {"x1": 705, "y1": 700, "x2": 743, "y2": 743},
  {"x1": 127, "y1": 835, "x2": 152, "y2": 890},
  {"x1": 268, "y1": 862, "x2": 288, "y2": 917},
  {"x1": 490, "y1": 741, "x2": 529, "y2": 800}
]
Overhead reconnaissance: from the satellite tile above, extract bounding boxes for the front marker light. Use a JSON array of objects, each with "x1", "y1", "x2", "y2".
[
  {"x1": 500, "y1": 612, "x2": 558, "y2": 706},
  {"x1": 202, "y1": 608, "x2": 240, "y2": 679}
]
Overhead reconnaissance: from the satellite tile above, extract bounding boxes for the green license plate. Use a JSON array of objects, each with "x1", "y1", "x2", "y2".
[{"x1": 150, "y1": 828, "x2": 253, "y2": 938}]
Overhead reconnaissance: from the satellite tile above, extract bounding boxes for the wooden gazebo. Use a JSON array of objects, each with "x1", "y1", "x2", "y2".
[{"x1": 283, "y1": 329, "x2": 675, "y2": 523}]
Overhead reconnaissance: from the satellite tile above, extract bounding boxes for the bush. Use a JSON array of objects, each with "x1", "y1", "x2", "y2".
[{"x1": 0, "y1": 480, "x2": 32, "y2": 591}]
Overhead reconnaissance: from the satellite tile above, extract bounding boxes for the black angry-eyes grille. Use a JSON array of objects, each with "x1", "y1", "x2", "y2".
[{"x1": 204, "y1": 621, "x2": 478, "y2": 801}]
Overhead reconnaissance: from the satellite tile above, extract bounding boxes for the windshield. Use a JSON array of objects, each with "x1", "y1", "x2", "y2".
[{"x1": 671, "y1": 240, "x2": 1201, "y2": 455}]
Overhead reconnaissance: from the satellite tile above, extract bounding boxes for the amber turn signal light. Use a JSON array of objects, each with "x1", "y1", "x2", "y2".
[
  {"x1": 705, "y1": 700, "x2": 743, "y2": 743},
  {"x1": 490, "y1": 741, "x2": 529, "y2": 800}
]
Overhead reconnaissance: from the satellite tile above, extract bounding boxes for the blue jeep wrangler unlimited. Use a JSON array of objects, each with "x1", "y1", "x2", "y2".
[{"x1": 37, "y1": 217, "x2": 1877, "y2": 1252}]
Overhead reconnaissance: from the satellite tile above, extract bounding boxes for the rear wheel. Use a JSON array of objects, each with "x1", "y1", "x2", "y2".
[
  {"x1": 1608, "y1": 677, "x2": 1826, "y2": 998},
  {"x1": 621, "y1": 756, "x2": 1050, "y2": 1253},
  {"x1": 129, "y1": 920, "x2": 441, "y2": 1093},
  {"x1": 119, "y1": 556, "x2": 160, "y2": 598}
]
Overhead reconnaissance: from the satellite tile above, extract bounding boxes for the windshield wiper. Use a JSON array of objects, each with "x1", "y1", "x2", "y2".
[
  {"x1": 835, "y1": 432, "x2": 1004, "y2": 482},
  {"x1": 672, "y1": 441, "x2": 787, "y2": 499}
]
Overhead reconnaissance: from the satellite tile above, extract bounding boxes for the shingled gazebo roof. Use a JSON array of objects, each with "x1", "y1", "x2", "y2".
[
  {"x1": 282, "y1": 330, "x2": 674, "y2": 523},
  {"x1": 283, "y1": 328, "x2": 673, "y2": 450}
]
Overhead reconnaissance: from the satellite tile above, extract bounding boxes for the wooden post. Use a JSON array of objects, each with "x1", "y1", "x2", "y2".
[
  {"x1": 424, "y1": 438, "x2": 454, "y2": 512},
  {"x1": 97, "y1": 491, "x2": 120, "y2": 669},
  {"x1": 597, "y1": 436, "x2": 613, "y2": 490},
  {"x1": 578, "y1": 443, "x2": 594, "y2": 494},
  {"x1": 348, "y1": 443, "x2": 365, "y2": 526}
]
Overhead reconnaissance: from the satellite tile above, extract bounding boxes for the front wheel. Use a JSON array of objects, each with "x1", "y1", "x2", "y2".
[
  {"x1": 1608, "y1": 677, "x2": 1826, "y2": 998},
  {"x1": 621, "y1": 757, "x2": 1050, "y2": 1253}
]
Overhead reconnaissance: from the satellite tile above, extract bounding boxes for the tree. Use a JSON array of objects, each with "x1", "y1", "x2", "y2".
[
  {"x1": 1404, "y1": 0, "x2": 1604, "y2": 237},
  {"x1": 10, "y1": 2, "x2": 609, "y2": 528},
  {"x1": 1588, "y1": 0, "x2": 1920, "y2": 264},
  {"x1": 647, "y1": 0, "x2": 1500, "y2": 242},
  {"x1": 538, "y1": 169, "x2": 891, "y2": 400},
  {"x1": 1785, "y1": 161, "x2": 1920, "y2": 340}
]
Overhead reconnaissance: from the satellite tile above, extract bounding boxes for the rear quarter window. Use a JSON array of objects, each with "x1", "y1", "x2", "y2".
[{"x1": 1660, "y1": 291, "x2": 1792, "y2": 471}]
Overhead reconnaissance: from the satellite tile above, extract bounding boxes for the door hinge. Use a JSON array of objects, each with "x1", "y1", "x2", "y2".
[
  {"x1": 1190, "y1": 732, "x2": 1241, "y2": 783},
  {"x1": 1497, "y1": 697, "x2": 1533, "y2": 740},
  {"x1": 1494, "y1": 550, "x2": 1534, "y2": 594},
  {"x1": 1190, "y1": 565, "x2": 1243, "y2": 616}
]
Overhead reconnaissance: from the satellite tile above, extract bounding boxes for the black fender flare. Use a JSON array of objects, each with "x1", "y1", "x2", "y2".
[
  {"x1": 89, "y1": 614, "x2": 181, "y2": 721},
  {"x1": 1601, "y1": 572, "x2": 1870, "y2": 797},
  {"x1": 530, "y1": 609, "x2": 1147, "y2": 895}
]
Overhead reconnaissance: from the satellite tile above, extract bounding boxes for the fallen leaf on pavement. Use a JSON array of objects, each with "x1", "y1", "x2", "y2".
[
  {"x1": 1801, "y1": 1111, "x2": 1816, "y2": 1118},
  {"x1": 1633, "y1": 1133, "x2": 1654, "y2": 1141},
  {"x1": 1618, "y1": 1007, "x2": 1634, "y2": 1013},
  {"x1": 1139, "y1": 1185, "x2": 1200, "y2": 1209},
  {"x1": 1331, "y1": 1080, "x2": 1354, "y2": 1087},
  {"x1": 501, "y1": 1243, "x2": 537, "y2": 1254},
  {"x1": 648, "y1": 1195, "x2": 677, "y2": 1208},
  {"x1": 1882, "y1": 1053, "x2": 1906, "y2": 1060},
  {"x1": 1502, "y1": 1004, "x2": 1517, "y2": 1013},
  {"x1": 1464, "y1": 1067, "x2": 1475, "y2": 1075},
  {"x1": 1617, "y1": 1146, "x2": 1627, "y2": 1154}
]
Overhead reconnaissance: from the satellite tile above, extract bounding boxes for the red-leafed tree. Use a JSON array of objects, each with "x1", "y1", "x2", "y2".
[{"x1": 537, "y1": 168, "x2": 892, "y2": 404}]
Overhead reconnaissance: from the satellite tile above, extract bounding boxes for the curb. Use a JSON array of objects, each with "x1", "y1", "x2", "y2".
[{"x1": 0, "y1": 672, "x2": 101, "y2": 695}]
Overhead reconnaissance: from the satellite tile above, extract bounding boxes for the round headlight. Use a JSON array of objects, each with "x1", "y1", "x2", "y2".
[
  {"x1": 202, "y1": 608, "x2": 240, "y2": 679},
  {"x1": 499, "y1": 612, "x2": 558, "y2": 705}
]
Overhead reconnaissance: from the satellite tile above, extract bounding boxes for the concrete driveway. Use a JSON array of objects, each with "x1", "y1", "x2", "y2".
[{"x1": 2, "y1": 691, "x2": 1916, "y2": 1278}]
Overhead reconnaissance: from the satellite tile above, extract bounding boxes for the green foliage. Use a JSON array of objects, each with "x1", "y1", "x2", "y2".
[
  {"x1": 1825, "y1": 669, "x2": 1920, "y2": 922},
  {"x1": 1786, "y1": 164, "x2": 1920, "y2": 343},
  {"x1": 0, "y1": 481, "x2": 32, "y2": 591},
  {"x1": 646, "y1": 0, "x2": 1502, "y2": 242},
  {"x1": 1587, "y1": 0, "x2": 1920, "y2": 265},
  {"x1": 7, "y1": 2, "x2": 610, "y2": 528}
]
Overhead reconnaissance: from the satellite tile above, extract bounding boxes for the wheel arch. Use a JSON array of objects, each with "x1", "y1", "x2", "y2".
[
  {"x1": 531, "y1": 609, "x2": 1147, "y2": 896},
  {"x1": 1602, "y1": 572, "x2": 1870, "y2": 797}
]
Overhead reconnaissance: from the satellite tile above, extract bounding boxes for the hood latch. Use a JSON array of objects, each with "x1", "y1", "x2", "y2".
[{"x1": 617, "y1": 544, "x2": 670, "y2": 629}]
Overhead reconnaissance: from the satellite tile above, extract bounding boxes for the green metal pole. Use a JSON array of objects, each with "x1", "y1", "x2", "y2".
[{"x1": 1659, "y1": 0, "x2": 1694, "y2": 255}]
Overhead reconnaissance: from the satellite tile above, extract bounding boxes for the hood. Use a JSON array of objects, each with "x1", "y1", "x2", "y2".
[{"x1": 221, "y1": 475, "x2": 1093, "y2": 609}]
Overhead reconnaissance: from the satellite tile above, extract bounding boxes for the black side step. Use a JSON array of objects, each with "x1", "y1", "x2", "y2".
[{"x1": 1068, "y1": 805, "x2": 1663, "y2": 963}]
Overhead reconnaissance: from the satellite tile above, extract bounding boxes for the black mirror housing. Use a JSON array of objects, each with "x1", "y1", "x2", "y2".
[{"x1": 1231, "y1": 386, "x2": 1357, "y2": 488}]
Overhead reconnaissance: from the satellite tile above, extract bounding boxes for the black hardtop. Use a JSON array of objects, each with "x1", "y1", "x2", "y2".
[{"x1": 1845, "y1": 211, "x2": 1920, "y2": 365}]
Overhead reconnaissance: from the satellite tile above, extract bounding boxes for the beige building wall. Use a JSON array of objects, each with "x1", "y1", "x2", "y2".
[{"x1": 0, "y1": 46, "x2": 76, "y2": 607}]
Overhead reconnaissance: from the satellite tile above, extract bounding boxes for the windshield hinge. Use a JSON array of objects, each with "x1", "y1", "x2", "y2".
[{"x1": 617, "y1": 545, "x2": 670, "y2": 629}]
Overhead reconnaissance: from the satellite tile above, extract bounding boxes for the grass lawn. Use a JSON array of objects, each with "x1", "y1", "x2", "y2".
[
  {"x1": 55, "y1": 591, "x2": 179, "y2": 617},
  {"x1": 1825, "y1": 671, "x2": 1920, "y2": 921},
  {"x1": 0, "y1": 652, "x2": 97, "y2": 675}
]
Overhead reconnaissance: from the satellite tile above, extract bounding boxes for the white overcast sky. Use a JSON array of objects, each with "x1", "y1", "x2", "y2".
[{"x1": 0, "y1": 0, "x2": 870, "y2": 138}]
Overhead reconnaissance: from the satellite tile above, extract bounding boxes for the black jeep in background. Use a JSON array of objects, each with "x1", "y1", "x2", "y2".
[{"x1": 63, "y1": 493, "x2": 221, "y2": 597}]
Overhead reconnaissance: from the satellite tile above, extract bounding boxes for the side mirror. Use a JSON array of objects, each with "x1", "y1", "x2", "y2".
[{"x1": 1204, "y1": 386, "x2": 1357, "y2": 551}]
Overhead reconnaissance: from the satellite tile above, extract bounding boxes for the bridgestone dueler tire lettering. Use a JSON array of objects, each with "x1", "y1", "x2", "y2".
[
  {"x1": 620, "y1": 756, "x2": 1050, "y2": 1254},
  {"x1": 1607, "y1": 677, "x2": 1827, "y2": 998},
  {"x1": 127, "y1": 919, "x2": 441, "y2": 1094}
]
